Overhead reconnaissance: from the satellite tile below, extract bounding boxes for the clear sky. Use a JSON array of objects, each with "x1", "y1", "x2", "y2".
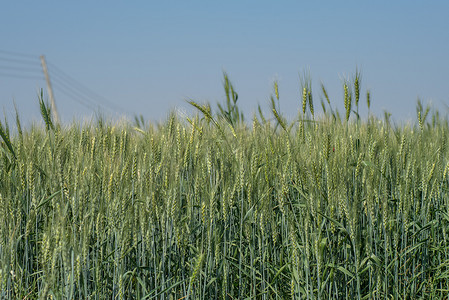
[{"x1": 1, "y1": 1, "x2": 448, "y2": 125}]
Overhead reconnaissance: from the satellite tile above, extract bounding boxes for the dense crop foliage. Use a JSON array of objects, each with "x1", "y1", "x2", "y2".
[{"x1": 1, "y1": 74, "x2": 449, "y2": 299}]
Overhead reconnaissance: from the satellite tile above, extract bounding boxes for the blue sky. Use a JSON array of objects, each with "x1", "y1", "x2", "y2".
[{"x1": 1, "y1": 1, "x2": 448, "y2": 125}]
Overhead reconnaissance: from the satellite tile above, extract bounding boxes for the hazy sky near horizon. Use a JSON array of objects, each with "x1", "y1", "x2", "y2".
[{"x1": 1, "y1": 1, "x2": 449, "y2": 125}]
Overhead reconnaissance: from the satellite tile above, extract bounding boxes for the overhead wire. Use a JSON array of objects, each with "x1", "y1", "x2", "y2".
[
  {"x1": 47, "y1": 61, "x2": 131, "y2": 115},
  {"x1": 0, "y1": 50, "x2": 42, "y2": 79},
  {"x1": 0, "y1": 72, "x2": 44, "y2": 80},
  {"x1": 0, "y1": 64, "x2": 42, "y2": 72},
  {"x1": 0, "y1": 52, "x2": 42, "y2": 78},
  {"x1": 48, "y1": 68, "x2": 110, "y2": 109},
  {"x1": 0, "y1": 56, "x2": 41, "y2": 66},
  {"x1": 0, "y1": 49, "x2": 39, "y2": 59},
  {"x1": 51, "y1": 76, "x2": 111, "y2": 112},
  {"x1": 53, "y1": 84, "x2": 99, "y2": 112},
  {"x1": 50, "y1": 72, "x2": 126, "y2": 115},
  {"x1": 0, "y1": 49, "x2": 133, "y2": 117}
]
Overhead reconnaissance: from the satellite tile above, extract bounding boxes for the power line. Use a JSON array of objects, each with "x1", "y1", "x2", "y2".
[
  {"x1": 0, "y1": 50, "x2": 42, "y2": 79},
  {"x1": 51, "y1": 74, "x2": 122, "y2": 115},
  {"x1": 48, "y1": 62, "x2": 128, "y2": 113},
  {"x1": 48, "y1": 68, "x2": 105, "y2": 103},
  {"x1": 53, "y1": 84, "x2": 99, "y2": 111},
  {"x1": 0, "y1": 56, "x2": 41, "y2": 66},
  {"x1": 0, "y1": 49, "x2": 133, "y2": 117},
  {"x1": 0, "y1": 72, "x2": 44, "y2": 80},
  {"x1": 51, "y1": 76, "x2": 112, "y2": 113},
  {"x1": 0, "y1": 65, "x2": 43, "y2": 73},
  {"x1": 0, "y1": 49, "x2": 38, "y2": 59},
  {"x1": 47, "y1": 61, "x2": 130, "y2": 114}
]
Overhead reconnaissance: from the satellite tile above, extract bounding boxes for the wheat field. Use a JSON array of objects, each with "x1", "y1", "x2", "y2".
[{"x1": 1, "y1": 73, "x2": 449, "y2": 299}]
